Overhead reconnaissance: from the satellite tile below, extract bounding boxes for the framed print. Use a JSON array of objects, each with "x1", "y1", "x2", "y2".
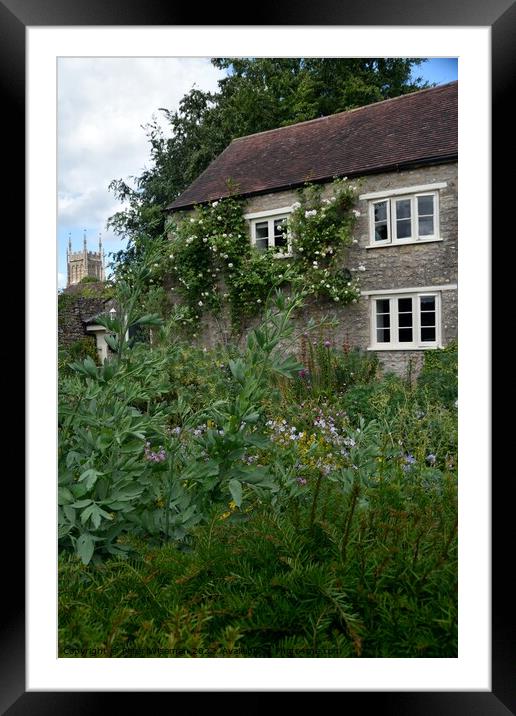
[{"x1": 6, "y1": 0, "x2": 510, "y2": 710}]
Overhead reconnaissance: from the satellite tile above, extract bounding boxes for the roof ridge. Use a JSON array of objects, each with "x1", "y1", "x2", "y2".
[{"x1": 230, "y1": 81, "x2": 458, "y2": 143}]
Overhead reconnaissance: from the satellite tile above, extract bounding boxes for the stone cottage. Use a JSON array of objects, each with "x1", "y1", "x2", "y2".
[{"x1": 165, "y1": 81, "x2": 457, "y2": 374}]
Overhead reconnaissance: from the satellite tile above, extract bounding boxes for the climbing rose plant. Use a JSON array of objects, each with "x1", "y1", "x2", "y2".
[{"x1": 162, "y1": 178, "x2": 361, "y2": 327}]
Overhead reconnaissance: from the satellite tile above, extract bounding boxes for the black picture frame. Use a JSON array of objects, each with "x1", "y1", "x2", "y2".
[{"x1": 8, "y1": 0, "x2": 510, "y2": 711}]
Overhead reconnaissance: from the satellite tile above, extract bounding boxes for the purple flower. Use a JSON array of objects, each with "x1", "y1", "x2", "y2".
[
  {"x1": 144, "y1": 444, "x2": 167, "y2": 463},
  {"x1": 324, "y1": 340, "x2": 331, "y2": 348},
  {"x1": 426, "y1": 453, "x2": 436, "y2": 466},
  {"x1": 402, "y1": 454, "x2": 416, "y2": 472},
  {"x1": 296, "y1": 477, "x2": 307, "y2": 486}
]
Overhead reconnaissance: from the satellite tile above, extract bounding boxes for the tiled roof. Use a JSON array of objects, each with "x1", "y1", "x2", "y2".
[{"x1": 166, "y1": 81, "x2": 458, "y2": 211}]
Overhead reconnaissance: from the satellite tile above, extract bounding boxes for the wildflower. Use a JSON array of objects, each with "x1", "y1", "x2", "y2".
[
  {"x1": 402, "y1": 454, "x2": 417, "y2": 472},
  {"x1": 296, "y1": 477, "x2": 307, "y2": 486},
  {"x1": 352, "y1": 209, "x2": 361, "y2": 218},
  {"x1": 426, "y1": 453, "x2": 437, "y2": 466},
  {"x1": 324, "y1": 340, "x2": 331, "y2": 348},
  {"x1": 198, "y1": 300, "x2": 203, "y2": 306},
  {"x1": 202, "y1": 237, "x2": 208, "y2": 243},
  {"x1": 228, "y1": 262, "x2": 233, "y2": 268}
]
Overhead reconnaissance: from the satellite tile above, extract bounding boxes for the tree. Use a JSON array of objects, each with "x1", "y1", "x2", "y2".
[{"x1": 107, "y1": 58, "x2": 428, "y2": 272}]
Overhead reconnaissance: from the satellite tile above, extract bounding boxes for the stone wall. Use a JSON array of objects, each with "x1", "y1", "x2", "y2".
[
  {"x1": 58, "y1": 290, "x2": 108, "y2": 347},
  {"x1": 166, "y1": 162, "x2": 458, "y2": 376}
]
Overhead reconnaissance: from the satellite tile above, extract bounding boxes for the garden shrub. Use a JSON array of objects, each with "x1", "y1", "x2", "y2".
[
  {"x1": 417, "y1": 341, "x2": 458, "y2": 407},
  {"x1": 58, "y1": 243, "x2": 458, "y2": 658}
]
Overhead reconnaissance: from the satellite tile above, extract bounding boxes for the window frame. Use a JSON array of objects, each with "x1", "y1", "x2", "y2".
[
  {"x1": 367, "y1": 189, "x2": 441, "y2": 247},
  {"x1": 244, "y1": 206, "x2": 293, "y2": 257},
  {"x1": 369, "y1": 291, "x2": 441, "y2": 350}
]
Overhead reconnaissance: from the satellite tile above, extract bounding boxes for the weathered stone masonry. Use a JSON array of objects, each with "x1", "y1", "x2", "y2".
[{"x1": 166, "y1": 162, "x2": 457, "y2": 376}]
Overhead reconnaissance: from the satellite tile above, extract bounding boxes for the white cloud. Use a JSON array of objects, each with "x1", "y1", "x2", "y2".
[
  {"x1": 58, "y1": 58, "x2": 224, "y2": 245},
  {"x1": 58, "y1": 272, "x2": 67, "y2": 289}
]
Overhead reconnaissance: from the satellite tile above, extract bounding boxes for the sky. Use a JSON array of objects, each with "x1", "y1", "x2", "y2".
[{"x1": 57, "y1": 57, "x2": 458, "y2": 289}]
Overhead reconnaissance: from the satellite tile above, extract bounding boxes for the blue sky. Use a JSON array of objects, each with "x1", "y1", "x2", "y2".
[{"x1": 57, "y1": 57, "x2": 458, "y2": 289}]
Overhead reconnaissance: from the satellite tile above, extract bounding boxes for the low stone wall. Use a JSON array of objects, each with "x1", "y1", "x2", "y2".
[{"x1": 58, "y1": 292, "x2": 108, "y2": 347}]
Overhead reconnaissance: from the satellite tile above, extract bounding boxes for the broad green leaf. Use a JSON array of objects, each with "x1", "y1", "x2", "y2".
[
  {"x1": 76, "y1": 534, "x2": 94, "y2": 565},
  {"x1": 78, "y1": 468, "x2": 103, "y2": 490},
  {"x1": 58, "y1": 487, "x2": 74, "y2": 505},
  {"x1": 228, "y1": 479, "x2": 242, "y2": 507},
  {"x1": 71, "y1": 498, "x2": 92, "y2": 508}
]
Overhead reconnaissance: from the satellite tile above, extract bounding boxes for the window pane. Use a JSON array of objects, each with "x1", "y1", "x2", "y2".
[
  {"x1": 398, "y1": 297, "x2": 412, "y2": 313},
  {"x1": 274, "y1": 219, "x2": 287, "y2": 247},
  {"x1": 375, "y1": 222, "x2": 388, "y2": 242},
  {"x1": 374, "y1": 201, "x2": 387, "y2": 222},
  {"x1": 398, "y1": 312, "x2": 412, "y2": 328},
  {"x1": 421, "y1": 327, "x2": 436, "y2": 342},
  {"x1": 255, "y1": 238, "x2": 268, "y2": 251},
  {"x1": 377, "y1": 328, "x2": 390, "y2": 343},
  {"x1": 376, "y1": 313, "x2": 390, "y2": 329},
  {"x1": 376, "y1": 299, "x2": 390, "y2": 313},
  {"x1": 396, "y1": 199, "x2": 411, "y2": 219},
  {"x1": 396, "y1": 219, "x2": 412, "y2": 239},
  {"x1": 255, "y1": 222, "x2": 269, "y2": 240},
  {"x1": 420, "y1": 296, "x2": 435, "y2": 311},
  {"x1": 421, "y1": 312, "x2": 435, "y2": 327},
  {"x1": 417, "y1": 195, "x2": 434, "y2": 216},
  {"x1": 418, "y1": 216, "x2": 434, "y2": 236},
  {"x1": 399, "y1": 328, "x2": 413, "y2": 342}
]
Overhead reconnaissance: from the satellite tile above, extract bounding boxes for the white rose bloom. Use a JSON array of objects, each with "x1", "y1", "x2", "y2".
[
  {"x1": 198, "y1": 301, "x2": 203, "y2": 306},
  {"x1": 212, "y1": 201, "x2": 219, "y2": 207},
  {"x1": 203, "y1": 237, "x2": 208, "y2": 243},
  {"x1": 228, "y1": 263, "x2": 234, "y2": 268}
]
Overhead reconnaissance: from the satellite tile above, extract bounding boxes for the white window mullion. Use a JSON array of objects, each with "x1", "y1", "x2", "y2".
[
  {"x1": 390, "y1": 297, "x2": 397, "y2": 347},
  {"x1": 411, "y1": 196, "x2": 418, "y2": 242},
  {"x1": 390, "y1": 199, "x2": 396, "y2": 244}
]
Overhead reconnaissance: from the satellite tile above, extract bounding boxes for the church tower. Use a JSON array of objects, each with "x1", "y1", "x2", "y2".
[{"x1": 66, "y1": 231, "x2": 105, "y2": 287}]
